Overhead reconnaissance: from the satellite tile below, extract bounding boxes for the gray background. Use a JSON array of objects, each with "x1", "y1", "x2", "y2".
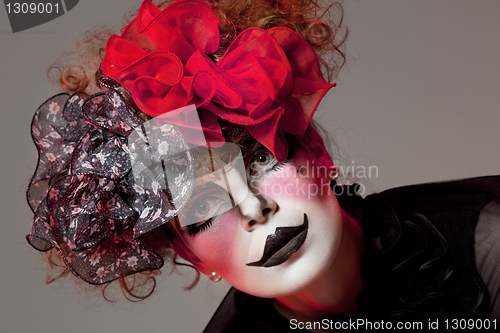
[{"x1": 1, "y1": 1, "x2": 499, "y2": 332}]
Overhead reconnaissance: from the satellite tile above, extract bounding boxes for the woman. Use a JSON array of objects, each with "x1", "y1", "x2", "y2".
[{"x1": 26, "y1": 0, "x2": 500, "y2": 331}]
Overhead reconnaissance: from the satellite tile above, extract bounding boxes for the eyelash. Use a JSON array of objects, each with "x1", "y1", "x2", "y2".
[
  {"x1": 249, "y1": 149, "x2": 290, "y2": 178},
  {"x1": 271, "y1": 161, "x2": 286, "y2": 172},
  {"x1": 185, "y1": 195, "x2": 226, "y2": 237},
  {"x1": 187, "y1": 218, "x2": 214, "y2": 237}
]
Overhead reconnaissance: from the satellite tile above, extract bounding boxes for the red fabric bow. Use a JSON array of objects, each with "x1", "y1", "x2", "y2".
[{"x1": 102, "y1": 0, "x2": 335, "y2": 162}]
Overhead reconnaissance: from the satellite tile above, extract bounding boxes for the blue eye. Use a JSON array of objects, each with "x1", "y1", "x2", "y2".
[
  {"x1": 184, "y1": 189, "x2": 232, "y2": 237},
  {"x1": 248, "y1": 148, "x2": 287, "y2": 178},
  {"x1": 185, "y1": 196, "x2": 221, "y2": 236},
  {"x1": 192, "y1": 196, "x2": 224, "y2": 221},
  {"x1": 256, "y1": 151, "x2": 271, "y2": 165}
]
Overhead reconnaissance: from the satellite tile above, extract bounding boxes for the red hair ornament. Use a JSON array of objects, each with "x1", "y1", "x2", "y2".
[{"x1": 102, "y1": 0, "x2": 336, "y2": 162}]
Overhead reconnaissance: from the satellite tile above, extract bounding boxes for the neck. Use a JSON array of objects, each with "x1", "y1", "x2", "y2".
[{"x1": 272, "y1": 209, "x2": 365, "y2": 323}]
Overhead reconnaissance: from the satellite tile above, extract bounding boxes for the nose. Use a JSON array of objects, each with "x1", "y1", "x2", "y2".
[{"x1": 238, "y1": 190, "x2": 278, "y2": 231}]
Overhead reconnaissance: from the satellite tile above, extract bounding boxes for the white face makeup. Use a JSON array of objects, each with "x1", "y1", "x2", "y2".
[
  {"x1": 176, "y1": 147, "x2": 249, "y2": 228},
  {"x1": 171, "y1": 144, "x2": 343, "y2": 298}
]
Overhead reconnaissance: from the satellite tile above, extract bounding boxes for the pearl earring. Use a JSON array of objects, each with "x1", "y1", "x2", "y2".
[
  {"x1": 328, "y1": 166, "x2": 339, "y2": 181},
  {"x1": 209, "y1": 271, "x2": 222, "y2": 282}
]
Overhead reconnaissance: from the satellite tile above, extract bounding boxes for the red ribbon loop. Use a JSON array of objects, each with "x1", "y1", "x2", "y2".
[{"x1": 102, "y1": 0, "x2": 336, "y2": 161}]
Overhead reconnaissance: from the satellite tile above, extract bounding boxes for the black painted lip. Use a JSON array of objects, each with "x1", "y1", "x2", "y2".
[{"x1": 247, "y1": 214, "x2": 309, "y2": 268}]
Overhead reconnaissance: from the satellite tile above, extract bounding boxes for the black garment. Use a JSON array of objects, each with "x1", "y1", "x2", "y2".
[{"x1": 204, "y1": 176, "x2": 500, "y2": 332}]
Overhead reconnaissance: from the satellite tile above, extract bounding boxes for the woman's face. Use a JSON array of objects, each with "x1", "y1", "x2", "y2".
[{"x1": 170, "y1": 143, "x2": 343, "y2": 298}]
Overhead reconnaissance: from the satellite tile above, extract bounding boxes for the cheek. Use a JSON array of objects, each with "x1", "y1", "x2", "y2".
[
  {"x1": 185, "y1": 211, "x2": 243, "y2": 274},
  {"x1": 258, "y1": 163, "x2": 326, "y2": 203}
]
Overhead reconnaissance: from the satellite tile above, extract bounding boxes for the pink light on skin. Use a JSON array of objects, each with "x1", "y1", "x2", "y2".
[{"x1": 169, "y1": 144, "x2": 365, "y2": 320}]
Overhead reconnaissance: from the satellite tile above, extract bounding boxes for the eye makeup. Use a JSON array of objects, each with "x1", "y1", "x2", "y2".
[
  {"x1": 180, "y1": 184, "x2": 233, "y2": 236},
  {"x1": 183, "y1": 146, "x2": 295, "y2": 236},
  {"x1": 247, "y1": 146, "x2": 294, "y2": 180},
  {"x1": 187, "y1": 218, "x2": 214, "y2": 236}
]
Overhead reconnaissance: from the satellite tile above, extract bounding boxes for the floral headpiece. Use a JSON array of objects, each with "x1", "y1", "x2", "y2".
[
  {"x1": 27, "y1": 77, "x2": 195, "y2": 284},
  {"x1": 102, "y1": 0, "x2": 336, "y2": 162},
  {"x1": 27, "y1": 0, "x2": 336, "y2": 285}
]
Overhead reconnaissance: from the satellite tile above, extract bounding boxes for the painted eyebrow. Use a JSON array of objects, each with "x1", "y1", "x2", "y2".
[
  {"x1": 192, "y1": 181, "x2": 220, "y2": 195},
  {"x1": 190, "y1": 181, "x2": 234, "y2": 202}
]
